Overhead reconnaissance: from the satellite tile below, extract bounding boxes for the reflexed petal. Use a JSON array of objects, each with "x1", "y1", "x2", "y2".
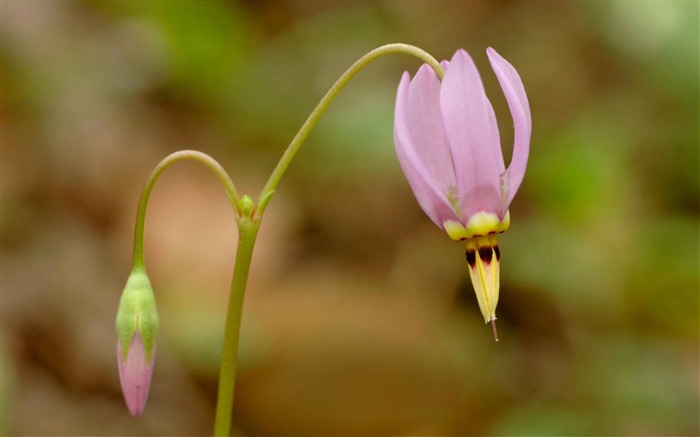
[
  {"x1": 117, "y1": 332, "x2": 155, "y2": 417},
  {"x1": 395, "y1": 71, "x2": 459, "y2": 227},
  {"x1": 405, "y1": 64, "x2": 457, "y2": 195},
  {"x1": 487, "y1": 47, "x2": 531, "y2": 210},
  {"x1": 441, "y1": 49, "x2": 504, "y2": 219}
]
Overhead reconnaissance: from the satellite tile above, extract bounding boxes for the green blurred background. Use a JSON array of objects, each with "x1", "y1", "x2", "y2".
[{"x1": 2, "y1": 1, "x2": 698, "y2": 436}]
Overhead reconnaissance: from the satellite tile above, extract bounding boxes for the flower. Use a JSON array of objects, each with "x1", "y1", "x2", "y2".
[
  {"x1": 116, "y1": 269, "x2": 159, "y2": 416},
  {"x1": 393, "y1": 48, "x2": 531, "y2": 340}
]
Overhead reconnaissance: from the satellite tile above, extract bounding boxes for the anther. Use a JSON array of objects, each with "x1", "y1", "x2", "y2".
[
  {"x1": 466, "y1": 249, "x2": 476, "y2": 267},
  {"x1": 478, "y1": 246, "x2": 493, "y2": 263}
]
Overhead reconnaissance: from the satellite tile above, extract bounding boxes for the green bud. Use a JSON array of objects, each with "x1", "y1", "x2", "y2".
[
  {"x1": 239, "y1": 195, "x2": 254, "y2": 218},
  {"x1": 116, "y1": 269, "x2": 159, "y2": 362}
]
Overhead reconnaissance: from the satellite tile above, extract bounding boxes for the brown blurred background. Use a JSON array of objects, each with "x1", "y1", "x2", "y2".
[{"x1": 2, "y1": 1, "x2": 698, "y2": 436}]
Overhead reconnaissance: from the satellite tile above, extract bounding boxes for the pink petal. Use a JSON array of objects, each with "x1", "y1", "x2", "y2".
[
  {"x1": 394, "y1": 71, "x2": 459, "y2": 228},
  {"x1": 487, "y1": 47, "x2": 531, "y2": 210},
  {"x1": 117, "y1": 332, "x2": 155, "y2": 418},
  {"x1": 440, "y1": 49, "x2": 504, "y2": 219},
  {"x1": 405, "y1": 64, "x2": 458, "y2": 194}
]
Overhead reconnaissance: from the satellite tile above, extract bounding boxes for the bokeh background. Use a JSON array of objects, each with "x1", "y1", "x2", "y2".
[{"x1": 2, "y1": 1, "x2": 698, "y2": 436}]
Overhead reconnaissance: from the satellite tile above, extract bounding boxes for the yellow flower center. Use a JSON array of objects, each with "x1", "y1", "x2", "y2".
[{"x1": 443, "y1": 211, "x2": 510, "y2": 241}]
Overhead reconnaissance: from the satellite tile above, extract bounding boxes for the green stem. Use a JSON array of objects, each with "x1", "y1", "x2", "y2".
[
  {"x1": 131, "y1": 150, "x2": 240, "y2": 270},
  {"x1": 213, "y1": 218, "x2": 259, "y2": 437},
  {"x1": 129, "y1": 44, "x2": 444, "y2": 436},
  {"x1": 252, "y1": 43, "x2": 444, "y2": 219},
  {"x1": 211, "y1": 43, "x2": 444, "y2": 436}
]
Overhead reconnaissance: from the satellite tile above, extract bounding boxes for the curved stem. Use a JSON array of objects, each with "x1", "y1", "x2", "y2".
[
  {"x1": 213, "y1": 217, "x2": 259, "y2": 437},
  {"x1": 253, "y1": 43, "x2": 445, "y2": 219},
  {"x1": 132, "y1": 150, "x2": 240, "y2": 270},
  {"x1": 129, "y1": 44, "x2": 445, "y2": 436}
]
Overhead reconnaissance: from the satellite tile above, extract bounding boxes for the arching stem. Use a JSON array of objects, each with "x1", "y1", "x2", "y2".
[
  {"x1": 213, "y1": 43, "x2": 443, "y2": 436},
  {"x1": 131, "y1": 150, "x2": 241, "y2": 271},
  {"x1": 130, "y1": 45, "x2": 445, "y2": 437},
  {"x1": 253, "y1": 43, "x2": 444, "y2": 219}
]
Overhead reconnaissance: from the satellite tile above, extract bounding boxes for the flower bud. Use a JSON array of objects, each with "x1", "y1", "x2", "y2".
[
  {"x1": 115, "y1": 269, "x2": 159, "y2": 417},
  {"x1": 239, "y1": 194, "x2": 254, "y2": 217},
  {"x1": 117, "y1": 332, "x2": 155, "y2": 417}
]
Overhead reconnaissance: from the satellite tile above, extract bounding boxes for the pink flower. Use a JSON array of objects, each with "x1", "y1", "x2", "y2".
[
  {"x1": 117, "y1": 332, "x2": 156, "y2": 417},
  {"x1": 394, "y1": 48, "x2": 531, "y2": 339}
]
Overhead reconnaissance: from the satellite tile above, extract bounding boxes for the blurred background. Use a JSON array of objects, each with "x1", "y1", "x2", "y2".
[{"x1": 2, "y1": 1, "x2": 698, "y2": 436}]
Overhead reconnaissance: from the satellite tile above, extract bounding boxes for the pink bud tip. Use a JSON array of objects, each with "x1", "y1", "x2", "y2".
[{"x1": 117, "y1": 332, "x2": 155, "y2": 417}]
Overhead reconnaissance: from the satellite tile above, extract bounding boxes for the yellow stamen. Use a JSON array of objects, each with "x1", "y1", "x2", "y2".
[{"x1": 465, "y1": 234, "x2": 501, "y2": 341}]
